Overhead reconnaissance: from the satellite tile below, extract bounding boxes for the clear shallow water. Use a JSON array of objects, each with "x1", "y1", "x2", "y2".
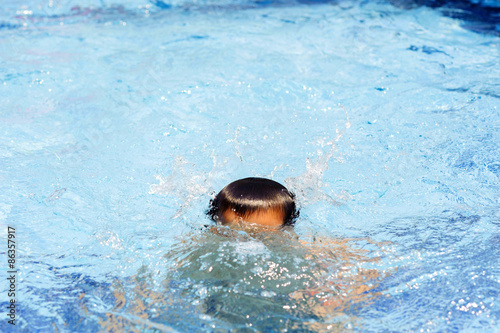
[{"x1": 0, "y1": 0, "x2": 499, "y2": 331}]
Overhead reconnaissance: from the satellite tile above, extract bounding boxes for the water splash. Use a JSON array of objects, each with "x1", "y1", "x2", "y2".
[
  {"x1": 285, "y1": 107, "x2": 351, "y2": 207},
  {"x1": 149, "y1": 152, "x2": 228, "y2": 219}
]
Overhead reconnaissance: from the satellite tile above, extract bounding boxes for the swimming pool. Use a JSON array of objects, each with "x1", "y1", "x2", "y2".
[{"x1": 1, "y1": 0, "x2": 499, "y2": 331}]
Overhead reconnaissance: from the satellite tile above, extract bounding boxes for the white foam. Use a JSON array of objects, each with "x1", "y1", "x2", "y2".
[{"x1": 234, "y1": 240, "x2": 269, "y2": 256}]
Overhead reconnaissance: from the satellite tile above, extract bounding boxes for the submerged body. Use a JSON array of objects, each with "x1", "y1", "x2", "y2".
[{"x1": 100, "y1": 226, "x2": 387, "y2": 331}]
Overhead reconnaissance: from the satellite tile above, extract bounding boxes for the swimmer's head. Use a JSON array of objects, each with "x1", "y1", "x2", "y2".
[{"x1": 207, "y1": 177, "x2": 299, "y2": 228}]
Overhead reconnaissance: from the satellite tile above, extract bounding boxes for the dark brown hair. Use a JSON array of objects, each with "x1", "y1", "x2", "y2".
[{"x1": 207, "y1": 177, "x2": 299, "y2": 226}]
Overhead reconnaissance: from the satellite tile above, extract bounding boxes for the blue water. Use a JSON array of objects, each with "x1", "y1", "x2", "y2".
[{"x1": 1, "y1": 0, "x2": 499, "y2": 332}]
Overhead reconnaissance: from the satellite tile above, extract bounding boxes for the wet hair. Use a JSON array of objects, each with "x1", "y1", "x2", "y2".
[{"x1": 207, "y1": 177, "x2": 299, "y2": 226}]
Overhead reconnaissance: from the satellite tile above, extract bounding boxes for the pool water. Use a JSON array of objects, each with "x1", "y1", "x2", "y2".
[{"x1": 1, "y1": 0, "x2": 499, "y2": 331}]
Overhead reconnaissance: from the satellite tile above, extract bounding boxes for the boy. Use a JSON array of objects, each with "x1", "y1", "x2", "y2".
[{"x1": 207, "y1": 177, "x2": 299, "y2": 229}]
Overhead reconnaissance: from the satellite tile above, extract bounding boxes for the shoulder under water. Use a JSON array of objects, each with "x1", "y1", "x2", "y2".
[{"x1": 102, "y1": 226, "x2": 389, "y2": 332}]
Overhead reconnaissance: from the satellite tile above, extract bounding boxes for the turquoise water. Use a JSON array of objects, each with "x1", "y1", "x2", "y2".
[{"x1": 1, "y1": 0, "x2": 499, "y2": 331}]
